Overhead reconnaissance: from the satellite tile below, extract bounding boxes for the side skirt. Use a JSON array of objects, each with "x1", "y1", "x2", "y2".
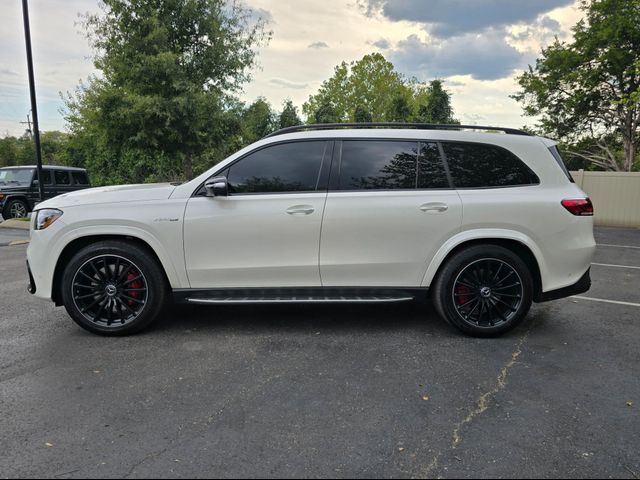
[{"x1": 173, "y1": 287, "x2": 429, "y2": 305}]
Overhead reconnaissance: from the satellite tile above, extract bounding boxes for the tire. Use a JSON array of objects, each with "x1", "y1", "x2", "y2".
[
  {"x1": 432, "y1": 245, "x2": 533, "y2": 337},
  {"x1": 3, "y1": 198, "x2": 29, "y2": 219},
  {"x1": 61, "y1": 240, "x2": 169, "y2": 336}
]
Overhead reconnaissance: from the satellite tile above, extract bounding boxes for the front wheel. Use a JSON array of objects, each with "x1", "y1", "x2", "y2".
[
  {"x1": 61, "y1": 240, "x2": 168, "y2": 336},
  {"x1": 432, "y1": 245, "x2": 533, "y2": 337},
  {"x1": 3, "y1": 199, "x2": 29, "y2": 219}
]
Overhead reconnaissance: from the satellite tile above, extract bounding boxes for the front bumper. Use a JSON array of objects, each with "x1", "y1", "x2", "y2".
[{"x1": 535, "y1": 268, "x2": 591, "y2": 303}]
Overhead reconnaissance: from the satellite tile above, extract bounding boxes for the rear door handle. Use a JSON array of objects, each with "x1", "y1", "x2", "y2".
[
  {"x1": 420, "y1": 202, "x2": 449, "y2": 213},
  {"x1": 286, "y1": 205, "x2": 315, "y2": 215}
]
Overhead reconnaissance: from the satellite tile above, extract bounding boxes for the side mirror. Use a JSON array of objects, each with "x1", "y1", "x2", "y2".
[{"x1": 205, "y1": 176, "x2": 229, "y2": 197}]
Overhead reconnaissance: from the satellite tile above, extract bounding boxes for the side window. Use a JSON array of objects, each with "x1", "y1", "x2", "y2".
[
  {"x1": 39, "y1": 170, "x2": 52, "y2": 185},
  {"x1": 339, "y1": 141, "x2": 418, "y2": 190},
  {"x1": 72, "y1": 171, "x2": 89, "y2": 185},
  {"x1": 54, "y1": 170, "x2": 71, "y2": 186},
  {"x1": 442, "y1": 142, "x2": 538, "y2": 188},
  {"x1": 418, "y1": 143, "x2": 450, "y2": 189},
  {"x1": 227, "y1": 141, "x2": 329, "y2": 194}
]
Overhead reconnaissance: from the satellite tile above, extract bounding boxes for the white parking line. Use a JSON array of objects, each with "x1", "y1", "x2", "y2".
[
  {"x1": 598, "y1": 243, "x2": 640, "y2": 250},
  {"x1": 592, "y1": 262, "x2": 640, "y2": 270},
  {"x1": 572, "y1": 296, "x2": 640, "y2": 308}
]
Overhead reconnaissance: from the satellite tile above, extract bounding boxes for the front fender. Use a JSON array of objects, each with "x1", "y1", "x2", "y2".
[{"x1": 421, "y1": 228, "x2": 548, "y2": 288}]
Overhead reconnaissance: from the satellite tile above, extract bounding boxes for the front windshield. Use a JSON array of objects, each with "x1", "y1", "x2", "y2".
[{"x1": 0, "y1": 168, "x2": 35, "y2": 185}]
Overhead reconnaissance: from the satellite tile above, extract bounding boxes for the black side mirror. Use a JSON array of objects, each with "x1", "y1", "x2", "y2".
[{"x1": 204, "y1": 176, "x2": 229, "y2": 197}]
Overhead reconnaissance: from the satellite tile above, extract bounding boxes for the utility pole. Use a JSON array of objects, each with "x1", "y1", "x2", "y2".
[
  {"x1": 20, "y1": 112, "x2": 33, "y2": 137},
  {"x1": 21, "y1": 0, "x2": 45, "y2": 203}
]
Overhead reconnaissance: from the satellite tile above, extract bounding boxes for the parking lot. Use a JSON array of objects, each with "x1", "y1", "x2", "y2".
[{"x1": 0, "y1": 227, "x2": 638, "y2": 479}]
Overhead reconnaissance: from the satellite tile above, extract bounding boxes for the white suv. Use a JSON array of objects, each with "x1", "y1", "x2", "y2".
[{"x1": 26, "y1": 124, "x2": 596, "y2": 337}]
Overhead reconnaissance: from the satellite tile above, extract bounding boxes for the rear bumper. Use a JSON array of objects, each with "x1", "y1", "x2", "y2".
[{"x1": 535, "y1": 268, "x2": 591, "y2": 303}]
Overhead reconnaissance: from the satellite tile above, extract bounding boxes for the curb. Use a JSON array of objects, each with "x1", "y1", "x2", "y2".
[
  {"x1": 0, "y1": 219, "x2": 30, "y2": 230},
  {"x1": 0, "y1": 240, "x2": 30, "y2": 247}
]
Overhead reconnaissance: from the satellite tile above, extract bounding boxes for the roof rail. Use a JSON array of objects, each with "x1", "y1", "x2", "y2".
[{"x1": 265, "y1": 123, "x2": 532, "y2": 138}]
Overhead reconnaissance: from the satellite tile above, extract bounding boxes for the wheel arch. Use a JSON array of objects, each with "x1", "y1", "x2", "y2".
[
  {"x1": 51, "y1": 234, "x2": 175, "y2": 306},
  {"x1": 423, "y1": 231, "x2": 545, "y2": 301}
]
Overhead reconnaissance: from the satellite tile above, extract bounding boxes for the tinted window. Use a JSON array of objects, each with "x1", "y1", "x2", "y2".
[
  {"x1": 54, "y1": 170, "x2": 71, "y2": 185},
  {"x1": 443, "y1": 142, "x2": 538, "y2": 188},
  {"x1": 227, "y1": 141, "x2": 328, "y2": 194},
  {"x1": 0, "y1": 168, "x2": 33, "y2": 185},
  {"x1": 72, "y1": 171, "x2": 89, "y2": 185},
  {"x1": 418, "y1": 143, "x2": 450, "y2": 189},
  {"x1": 40, "y1": 170, "x2": 52, "y2": 185},
  {"x1": 339, "y1": 141, "x2": 417, "y2": 190}
]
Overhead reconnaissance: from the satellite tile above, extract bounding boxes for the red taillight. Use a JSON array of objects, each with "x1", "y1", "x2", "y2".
[{"x1": 562, "y1": 198, "x2": 594, "y2": 216}]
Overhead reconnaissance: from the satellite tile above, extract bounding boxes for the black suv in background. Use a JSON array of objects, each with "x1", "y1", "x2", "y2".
[{"x1": 0, "y1": 166, "x2": 91, "y2": 219}]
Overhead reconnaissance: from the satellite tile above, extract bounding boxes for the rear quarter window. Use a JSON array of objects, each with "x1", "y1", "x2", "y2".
[{"x1": 442, "y1": 142, "x2": 539, "y2": 188}]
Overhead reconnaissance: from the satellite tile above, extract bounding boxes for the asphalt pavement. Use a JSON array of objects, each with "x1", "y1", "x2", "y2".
[{"x1": 0, "y1": 228, "x2": 638, "y2": 478}]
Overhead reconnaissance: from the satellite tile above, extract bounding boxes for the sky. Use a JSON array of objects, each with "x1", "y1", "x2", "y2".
[{"x1": 0, "y1": 0, "x2": 585, "y2": 137}]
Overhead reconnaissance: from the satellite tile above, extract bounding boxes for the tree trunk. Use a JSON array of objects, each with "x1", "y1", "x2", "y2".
[{"x1": 183, "y1": 155, "x2": 194, "y2": 180}]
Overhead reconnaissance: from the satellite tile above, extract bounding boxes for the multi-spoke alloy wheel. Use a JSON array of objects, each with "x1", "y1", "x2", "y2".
[
  {"x1": 72, "y1": 255, "x2": 148, "y2": 327},
  {"x1": 452, "y1": 259, "x2": 523, "y2": 328},
  {"x1": 62, "y1": 240, "x2": 168, "y2": 336},
  {"x1": 433, "y1": 245, "x2": 533, "y2": 337},
  {"x1": 6, "y1": 199, "x2": 28, "y2": 219}
]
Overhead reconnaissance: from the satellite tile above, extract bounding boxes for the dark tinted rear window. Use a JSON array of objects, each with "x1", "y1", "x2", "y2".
[
  {"x1": 72, "y1": 171, "x2": 89, "y2": 185},
  {"x1": 54, "y1": 170, "x2": 71, "y2": 185},
  {"x1": 442, "y1": 142, "x2": 538, "y2": 188},
  {"x1": 40, "y1": 170, "x2": 52, "y2": 185},
  {"x1": 339, "y1": 141, "x2": 417, "y2": 190},
  {"x1": 227, "y1": 141, "x2": 328, "y2": 194}
]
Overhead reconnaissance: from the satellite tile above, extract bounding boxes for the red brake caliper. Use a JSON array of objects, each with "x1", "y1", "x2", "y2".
[
  {"x1": 127, "y1": 271, "x2": 142, "y2": 306},
  {"x1": 455, "y1": 285, "x2": 470, "y2": 306}
]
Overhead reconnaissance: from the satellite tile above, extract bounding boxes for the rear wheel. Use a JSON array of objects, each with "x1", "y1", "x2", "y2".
[
  {"x1": 3, "y1": 199, "x2": 29, "y2": 219},
  {"x1": 433, "y1": 245, "x2": 533, "y2": 337},
  {"x1": 61, "y1": 240, "x2": 168, "y2": 336}
]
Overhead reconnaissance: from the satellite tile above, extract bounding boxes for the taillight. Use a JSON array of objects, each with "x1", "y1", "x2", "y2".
[{"x1": 562, "y1": 198, "x2": 594, "y2": 216}]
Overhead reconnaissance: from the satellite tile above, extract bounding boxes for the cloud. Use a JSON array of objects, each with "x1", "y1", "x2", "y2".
[
  {"x1": 308, "y1": 41, "x2": 330, "y2": 49},
  {"x1": 361, "y1": 0, "x2": 574, "y2": 37},
  {"x1": 248, "y1": 7, "x2": 274, "y2": 25},
  {"x1": 371, "y1": 38, "x2": 391, "y2": 49},
  {"x1": 268, "y1": 78, "x2": 309, "y2": 89},
  {"x1": 0, "y1": 67, "x2": 18, "y2": 76},
  {"x1": 389, "y1": 31, "x2": 529, "y2": 81}
]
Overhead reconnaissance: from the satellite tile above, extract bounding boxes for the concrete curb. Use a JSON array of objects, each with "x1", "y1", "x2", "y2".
[
  {"x1": 0, "y1": 219, "x2": 30, "y2": 230},
  {"x1": 0, "y1": 240, "x2": 30, "y2": 247}
]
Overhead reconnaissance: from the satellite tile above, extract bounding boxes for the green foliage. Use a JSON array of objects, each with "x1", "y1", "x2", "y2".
[
  {"x1": 513, "y1": 0, "x2": 640, "y2": 171},
  {"x1": 0, "y1": 132, "x2": 73, "y2": 168},
  {"x1": 416, "y1": 80, "x2": 458, "y2": 124},
  {"x1": 353, "y1": 105, "x2": 373, "y2": 123},
  {"x1": 278, "y1": 99, "x2": 302, "y2": 129},
  {"x1": 303, "y1": 53, "x2": 456, "y2": 124},
  {"x1": 63, "y1": 0, "x2": 270, "y2": 185},
  {"x1": 241, "y1": 97, "x2": 276, "y2": 144}
]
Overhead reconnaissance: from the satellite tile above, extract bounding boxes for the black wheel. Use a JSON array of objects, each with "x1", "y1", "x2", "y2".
[
  {"x1": 3, "y1": 199, "x2": 29, "y2": 219},
  {"x1": 433, "y1": 245, "x2": 533, "y2": 337},
  {"x1": 61, "y1": 240, "x2": 168, "y2": 336}
]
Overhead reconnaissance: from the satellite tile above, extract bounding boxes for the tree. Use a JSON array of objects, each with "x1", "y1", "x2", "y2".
[
  {"x1": 278, "y1": 99, "x2": 302, "y2": 129},
  {"x1": 353, "y1": 105, "x2": 373, "y2": 123},
  {"x1": 303, "y1": 53, "x2": 438, "y2": 123},
  {"x1": 416, "y1": 80, "x2": 457, "y2": 124},
  {"x1": 513, "y1": 0, "x2": 640, "y2": 171},
  {"x1": 64, "y1": 0, "x2": 270, "y2": 185},
  {"x1": 314, "y1": 102, "x2": 340, "y2": 124},
  {"x1": 241, "y1": 98, "x2": 275, "y2": 144},
  {"x1": 387, "y1": 95, "x2": 412, "y2": 122}
]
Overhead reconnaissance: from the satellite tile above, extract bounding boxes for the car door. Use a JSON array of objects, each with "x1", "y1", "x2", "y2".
[
  {"x1": 319, "y1": 140, "x2": 463, "y2": 287},
  {"x1": 183, "y1": 140, "x2": 333, "y2": 289},
  {"x1": 29, "y1": 169, "x2": 55, "y2": 207}
]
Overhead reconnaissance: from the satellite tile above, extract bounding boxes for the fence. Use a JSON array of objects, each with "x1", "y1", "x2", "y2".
[{"x1": 571, "y1": 170, "x2": 640, "y2": 228}]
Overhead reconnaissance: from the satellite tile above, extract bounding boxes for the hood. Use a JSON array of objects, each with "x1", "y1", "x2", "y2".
[{"x1": 36, "y1": 183, "x2": 178, "y2": 210}]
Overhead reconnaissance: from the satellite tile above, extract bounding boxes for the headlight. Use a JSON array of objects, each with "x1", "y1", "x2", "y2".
[{"x1": 35, "y1": 209, "x2": 64, "y2": 230}]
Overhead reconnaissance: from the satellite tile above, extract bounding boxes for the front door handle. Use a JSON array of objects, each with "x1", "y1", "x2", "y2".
[
  {"x1": 420, "y1": 202, "x2": 449, "y2": 213},
  {"x1": 286, "y1": 205, "x2": 315, "y2": 215}
]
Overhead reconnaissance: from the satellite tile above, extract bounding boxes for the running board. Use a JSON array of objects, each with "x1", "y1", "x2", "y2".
[{"x1": 174, "y1": 287, "x2": 426, "y2": 305}]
